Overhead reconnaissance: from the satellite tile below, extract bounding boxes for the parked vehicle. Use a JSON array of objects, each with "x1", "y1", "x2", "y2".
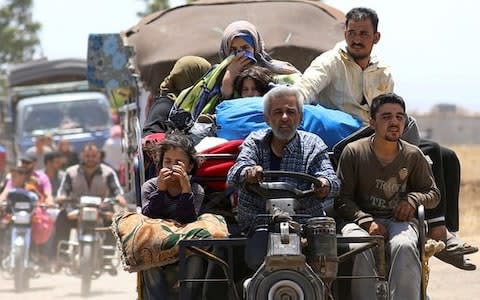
[
  {"x1": 57, "y1": 196, "x2": 119, "y2": 297},
  {"x1": 0, "y1": 189, "x2": 41, "y2": 292}
]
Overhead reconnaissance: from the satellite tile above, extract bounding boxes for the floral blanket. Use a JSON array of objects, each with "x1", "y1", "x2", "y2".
[{"x1": 111, "y1": 212, "x2": 229, "y2": 272}]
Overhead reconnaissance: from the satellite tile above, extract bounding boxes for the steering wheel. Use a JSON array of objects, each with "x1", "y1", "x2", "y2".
[{"x1": 244, "y1": 170, "x2": 322, "y2": 200}]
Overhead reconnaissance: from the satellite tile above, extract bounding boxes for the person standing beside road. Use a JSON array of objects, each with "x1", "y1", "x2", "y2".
[
  {"x1": 336, "y1": 93, "x2": 440, "y2": 300},
  {"x1": 294, "y1": 6, "x2": 477, "y2": 270}
]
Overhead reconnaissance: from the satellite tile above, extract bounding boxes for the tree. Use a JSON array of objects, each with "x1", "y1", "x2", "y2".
[
  {"x1": 0, "y1": 0, "x2": 41, "y2": 66},
  {"x1": 138, "y1": 0, "x2": 195, "y2": 17},
  {"x1": 0, "y1": 0, "x2": 40, "y2": 94},
  {"x1": 137, "y1": 0, "x2": 170, "y2": 17}
]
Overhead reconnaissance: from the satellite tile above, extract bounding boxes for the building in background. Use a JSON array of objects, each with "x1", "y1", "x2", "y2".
[{"x1": 413, "y1": 104, "x2": 480, "y2": 145}]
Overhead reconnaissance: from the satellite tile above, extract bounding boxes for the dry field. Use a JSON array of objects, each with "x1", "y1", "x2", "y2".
[
  {"x1": 427, "y1": 145, "x2": 480, "y2": 299},
  {"x1": 449, "y1": 145, "x2": 480, "y2": 237}
]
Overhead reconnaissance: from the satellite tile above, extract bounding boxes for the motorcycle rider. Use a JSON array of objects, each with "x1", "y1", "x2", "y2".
[{"x1": 54, "y1": 143, "x2": 127, "y2": 268}]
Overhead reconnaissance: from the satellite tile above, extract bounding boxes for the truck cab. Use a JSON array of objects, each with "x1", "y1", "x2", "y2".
[
  {"x1": 1, "y1": 58, "x2": 113, "y2": 168},
  {"x1": 15, "y1": 91, "x2": 112, "y2": 154}
]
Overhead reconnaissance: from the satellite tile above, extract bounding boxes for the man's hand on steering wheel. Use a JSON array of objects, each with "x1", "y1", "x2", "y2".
[
  {"x1": 243, "y1": 165, "x2": 264, "y2": 184},
  {"x1": 313, "y1": 177, "x2": 330, "y2": 199}
]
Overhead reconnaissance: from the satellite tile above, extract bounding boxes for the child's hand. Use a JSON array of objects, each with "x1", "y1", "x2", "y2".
[
  {"x1": 157, "y1": 167, "x2": 173, "y2": 191},
  {"x1": 170, "y1": 161, "x2": 192, "y2": 193}
]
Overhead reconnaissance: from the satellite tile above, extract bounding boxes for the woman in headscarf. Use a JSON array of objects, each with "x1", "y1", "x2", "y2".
[
  {"x1": 219, "y1": 20, "x2": 299, "y2": 99},
  {"x1": 142, "y1": 56, "x2": 211, "y2": 137}
]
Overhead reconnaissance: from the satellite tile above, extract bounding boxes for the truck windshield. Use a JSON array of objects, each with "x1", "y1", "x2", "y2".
[{"x1": 21, "y1": 98, "x2": 110, "y2": 137}]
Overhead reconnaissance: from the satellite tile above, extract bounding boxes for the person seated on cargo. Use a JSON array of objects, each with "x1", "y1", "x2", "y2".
[
  {"x1": 294, "y1": 6, "x2": 477, "y2": 270},
  {"x1": 140, "y1": 132, "x2": 205, "y2": 300},
  {"x1": 233, "y1": 65, "x2": 275, "y2": 98},
  {"x1": 335, "y1": 93, "x2": 440, "y2": 300},
  {"x1": 142, "y1": 56, "x2": 212, "y2": 137},
  {"x1": 219, "y1": 20, "x2": 299, "y2": 100}
]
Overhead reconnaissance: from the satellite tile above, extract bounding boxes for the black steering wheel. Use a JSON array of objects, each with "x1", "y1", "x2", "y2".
[{"x1": 244, "y1": 170, "x2": 322, "y2": 200}]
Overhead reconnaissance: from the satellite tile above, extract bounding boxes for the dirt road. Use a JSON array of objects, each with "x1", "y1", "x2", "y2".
[
  {"x1": 427, "y1": 235, "x2": 480, "y2": 300},
  {"x1": 0, "y1": 240, "x2": 477, "y2": 299}
]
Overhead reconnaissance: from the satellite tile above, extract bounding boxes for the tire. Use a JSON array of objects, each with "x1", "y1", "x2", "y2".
[
  {"x1": 80, "y1": 243, "x2": 93, "y2": 297},
  {"x1": 13, "y1": 244, "x2": 26, "y2": 292}
]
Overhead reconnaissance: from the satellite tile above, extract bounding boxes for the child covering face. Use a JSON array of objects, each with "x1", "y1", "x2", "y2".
[
  {"x1": 141, "y1": 132, "x2": 203, "y2": 223},
  {"x1": 139, "y1": 132, "x2": 205, "y2": 299},
  {"x1": 156, "y1": 144, "x2": 194, "y2": 196}
]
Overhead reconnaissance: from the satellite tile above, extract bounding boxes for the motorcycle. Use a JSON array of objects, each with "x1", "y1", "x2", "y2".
[
  {"x1": 57, "y1": 196, "x2": 120, "y2": 296},
  {"x1": 0, "y1": 189, "x2": 41, "y2": 292}
]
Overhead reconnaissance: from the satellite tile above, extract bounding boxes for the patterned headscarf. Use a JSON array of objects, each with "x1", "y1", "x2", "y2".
[
  {"x1": 159, "y1": 56, "x2": 212, "y2": 96},
  {"x1": 219, "y1": 20, "x2": 299, "y2": 75}
]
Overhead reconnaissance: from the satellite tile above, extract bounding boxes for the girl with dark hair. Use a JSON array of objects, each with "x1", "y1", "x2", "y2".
[
  {"x1": 234, "y1": 65, "x2": 274, "y2": 97},
  {"x1": 141, "y1": 132, "x2": 203, "y2": 222},
  {"x1": 140, "y1": 132, "x2": 205, "y2": 299}
]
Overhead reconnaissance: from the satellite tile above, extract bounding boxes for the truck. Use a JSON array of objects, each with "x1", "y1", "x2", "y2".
[{"x1": 0, "y1": 58, "x2": 113, "y2": 170}]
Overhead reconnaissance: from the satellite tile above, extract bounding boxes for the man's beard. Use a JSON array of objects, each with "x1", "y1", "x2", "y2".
[
  {"x1": 385, "y1": 127, "x2": 402, "y2": 142},
  {"x1": 385, "y1": 135, "x2": 400, "y2": 142},
  {"x1": 347, "y1": 45, "x2": 369, "y2": 60},
  {"x1": 272, "y1": 127, "x2": 296, "y2": 141}
]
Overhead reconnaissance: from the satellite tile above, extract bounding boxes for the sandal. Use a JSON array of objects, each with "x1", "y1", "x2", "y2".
[
  {"x1": 444, "y1": 234, "x2": 478, "y2": 256},
  {"x1": 435, "y1": 250, "x2": 476, "y2": 271}
]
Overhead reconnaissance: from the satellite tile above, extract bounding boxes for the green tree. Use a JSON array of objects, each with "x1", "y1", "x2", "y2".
[
  {"x1": 138, "y1": 0, "x2": 196, "y2": 17},
  {"x1": 0, "y1": 0, "x2": 40, "y2": 93},
  {"x1": 0, "y1": 0, "x2": 41, "y2": 66},
  {"x1": 137, "y1": 0, "x2": 170, "y2": 17}
]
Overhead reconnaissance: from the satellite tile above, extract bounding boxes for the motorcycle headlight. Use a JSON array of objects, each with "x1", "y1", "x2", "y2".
[
  {"x1": 81, "y1": 207, "x2": 98, "y2": 222},
  {"x1": 13, "y1": 211, "x2": 31, "y2": 224}
]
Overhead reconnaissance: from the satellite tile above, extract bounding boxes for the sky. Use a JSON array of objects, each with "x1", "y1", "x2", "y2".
[{"x1": 17, "y1": 0, "x2": 480, "y2": 113}]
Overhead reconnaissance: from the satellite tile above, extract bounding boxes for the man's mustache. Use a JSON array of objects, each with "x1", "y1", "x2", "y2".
[{"x1": 352, "y1": 43, "x2": 364, "y2": 48}]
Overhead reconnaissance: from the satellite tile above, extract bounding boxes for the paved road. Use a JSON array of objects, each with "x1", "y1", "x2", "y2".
[{"x1": 0, "y1": 267, "x2": 137, "y2": 300}]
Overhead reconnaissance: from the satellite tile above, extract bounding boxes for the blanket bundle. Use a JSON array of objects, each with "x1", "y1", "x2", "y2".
[{"x1": 111, "y1": 212, "x2": 229, "y2": 272}]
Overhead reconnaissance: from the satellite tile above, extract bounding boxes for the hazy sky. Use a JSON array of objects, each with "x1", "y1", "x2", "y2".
[{"x1": 23, "y1": 0, "x2": 480, "y2": 113}]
